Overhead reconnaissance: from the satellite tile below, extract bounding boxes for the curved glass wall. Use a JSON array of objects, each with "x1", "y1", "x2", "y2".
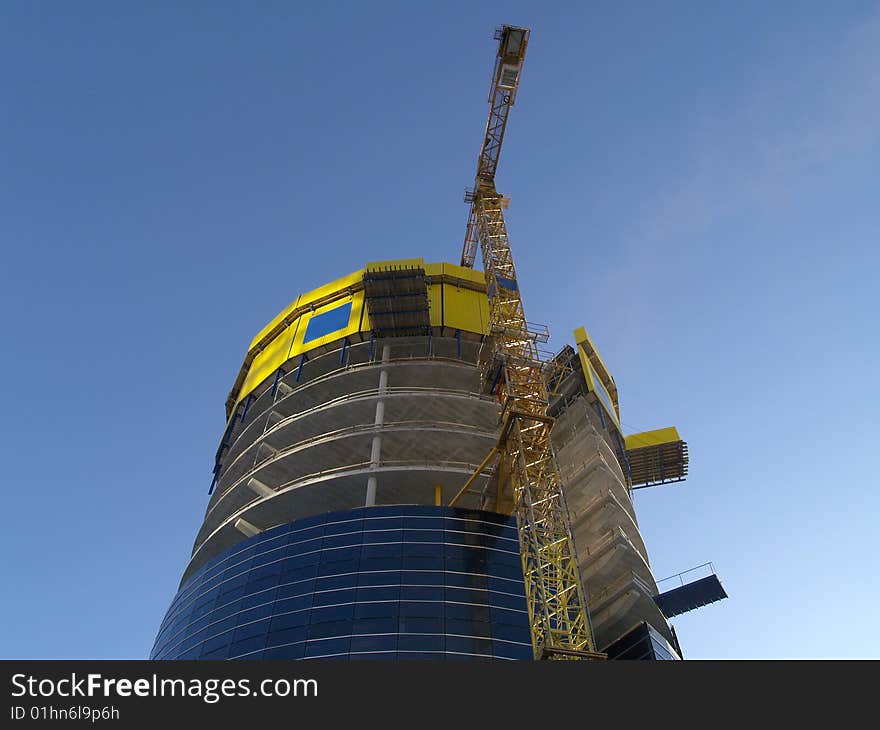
[{"x1": 151, "y1": 506, "x2": 532, "y2": 660}]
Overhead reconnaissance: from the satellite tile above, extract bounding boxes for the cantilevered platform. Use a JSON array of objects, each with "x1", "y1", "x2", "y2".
[{"x1": 624, "y1": 427, "x2": 688, "y2": 489}]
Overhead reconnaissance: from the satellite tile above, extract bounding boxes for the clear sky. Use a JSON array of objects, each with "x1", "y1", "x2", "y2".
[{"x1": 1, "y1": 1, "x2": 878, "y2": 660}]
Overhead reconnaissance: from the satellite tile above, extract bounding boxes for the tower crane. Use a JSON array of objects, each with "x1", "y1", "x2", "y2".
[{"x1": 459, "y1": 26, "x2": 602, "y2": 659}]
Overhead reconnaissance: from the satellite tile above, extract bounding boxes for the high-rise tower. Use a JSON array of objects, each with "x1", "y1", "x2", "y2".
[{"x1": 150, "y1": 260, "x2": 704, "y2": 660}]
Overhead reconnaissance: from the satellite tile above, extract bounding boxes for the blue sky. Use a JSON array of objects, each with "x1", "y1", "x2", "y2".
[{"x1": 1, "y1": 1, "x2": 878, "y2": 659}]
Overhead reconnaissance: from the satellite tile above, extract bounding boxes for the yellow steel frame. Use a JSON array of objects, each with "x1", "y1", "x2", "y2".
[{"x1": 462, "y1": 26, "x2": 600, "y2": 660}]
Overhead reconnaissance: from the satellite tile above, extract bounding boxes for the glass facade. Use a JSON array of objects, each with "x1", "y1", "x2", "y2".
[
  {"x1": 151, "y1": 506, "x2": 533, "y2": 660},
  {"x1": 601, "y1": 622, "x2": 681, "y2": 661}
]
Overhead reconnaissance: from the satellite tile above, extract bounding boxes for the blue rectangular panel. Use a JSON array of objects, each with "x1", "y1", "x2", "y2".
[{"x1": 303, "y1": 302, "x2": 353, "y2": 344}]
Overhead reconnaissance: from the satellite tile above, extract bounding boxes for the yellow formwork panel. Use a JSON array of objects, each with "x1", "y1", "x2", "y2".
[
  {"x1": 574, "y1": 326, "x2": 615, "y2": 388},
  {"x1": 577, "y1": 343, "x2": 620, "y2": 429},
  {"x1": 625, "y1": 427, "x2": 682, "y2": 450},
  {"x1": 231, "y1": 261, "x2": 487, "y2": 415},
  {"x1": 442, "y1": 283, "x2": 489, "y2": 334},
  {"x1": 297, "y1": 269, "x2": 364, "y2": 309},
  {"x1": 248, "y1": 296, "x2": 300, "y2": 351},
  {"x1": 239, "y1": 320, "x2": 299, "y2": 401},
  {"x1": 427, "y1": 283, "x2": 443, "y2": 327},
  {"x1": 248, "y1": 269, "x2": 363, "y2": 353},
  {"x1": 440, "y1": 262, "x2": 486, "y2": 286},
  {"x1": 291, "y1": 291, "x2": 365, "y2": 357}
]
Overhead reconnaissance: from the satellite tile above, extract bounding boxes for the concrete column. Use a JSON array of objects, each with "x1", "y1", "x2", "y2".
[
  {"x1": 246, "y1": 477, "x2": 274, "y2": 498},
  {"x1": 234, "y1": 517, "x2": 260, "y2": 538},
  {"x1": 365, "y1": 345, "x2": 391, "y2": 507}
]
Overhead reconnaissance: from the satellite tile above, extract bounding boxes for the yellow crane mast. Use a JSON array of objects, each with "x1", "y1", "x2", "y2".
[{"x1": 458, "y1": 25, "x2": 602, "y2": 659}]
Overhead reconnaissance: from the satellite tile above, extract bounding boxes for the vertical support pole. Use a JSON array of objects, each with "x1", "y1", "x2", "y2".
[
  {"x1": 208, "y1": 461, "x2": 221, "y2": 495},
  {"x1": 434, "y1": 484, "x2": 442, "y2": 506},
  {"x1": 239, "y1": 394, "x2": 253, "y2": 425},
  {"x1": 613, "y1": 431, "x2": 632, "y2": 486},
  {"x1": 295, "y1": 353, "x2": 307, "y2": 383},
  {"x1": 269, "y1": 368, "x2": 285, "y2": 400},
  {"x1": 456, "y1": 329, "x2": 462, "y2": 359},
  {"x1": 339, "y1": 337, "x2": 348, "y2": 366},
  {"x1": 365, "y1": 344, "x2": 391, "y2": 507}
]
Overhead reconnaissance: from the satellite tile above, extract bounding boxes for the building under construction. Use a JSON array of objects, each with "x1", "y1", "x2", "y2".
[{"x1": 151, "y1": 25, "x2": 725, "y2": 661}]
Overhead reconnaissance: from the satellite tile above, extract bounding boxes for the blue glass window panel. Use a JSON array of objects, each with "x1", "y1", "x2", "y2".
[
  {"x1": 201, "y1": 631, "x2": 234, "y2": 656},
  {"x1": 354, "y1": 602, "x2": 399, "y2": 619},
  {"x1": 350, "y1": 635, "x2": 398, "y2": 653},
  {"x1": 402, "y1": 571, "x2": 445, "y2": 586},
  {"x1": 353, "y1": 618, "x2": 398, "y2": 635},
  {"x1": 490, "y1": 622, "x2": 530, "y2": 643},
  {"x1": 364, "y1": 515, "x2": 405, "y2": 530},
  {"x1": 217, "y1": 573, "x2": 249, "y2": 596},
  {"x1": 445, "y1": 603, "x2": 491, "y2": 623},
  {"x1": 491, "y1": 563, "x2": 525, "y2": 580},
  {"x1": 244, "y1": 575, "x2": 280, "y2": 595},
  {"x1": 445, "y1": 586, "x2": 490, "y2": 604},
  {"x1": 279, "y1": 565, "x2": 318, "y2": 584},
  {"x1": 490, "y1": 606, "x2": 527, "y2": 625},
  {"x1": 264, "y1": 642, "x2": 306, "y2": 660},
  {"x1": 489, "y1": 576, "x2": 525, "y2": 597},
  {"x1": 233, "y1": 618, "x2": 270, "y2": 641},
  {"x1": 404, "y1": 529, "x2": 444, "y2": 543},
  {"x1": 446, "y1": 556, "x2": 488, "y2": 573},
  {"x1": 316, "y1": 573, "x2": 358, "y2": 590},
  {"x1": 211, "y1": 598, "x2": 243, "y2": 622},
  {"x1": 446, "y1": 618, "x2": 492, "y2": 637},
  {"x1": 311, "y1": 588, "x2": 357, "y2": 608},
  {"x1": 403, "y1": 542, "x2": 440, "y2": 558},
  {"x1": 359, "y1": 557, "x2": 401, "y2": 572},
  {"x1": 266, "y1": 626, "x2": 308, "y2": 648},
  {"x1": 237, "y1": 603, "x2": 275, "y2": 625},
  {"x1": 398, "y1": 634, "x2": 444, "y2": 652},
  {"x1": 276, "y1": 579, "x2": 316, "y2": 601},
  {"x1": 204, "y1": 615, "x2": 238, "y2": 637},
  {"x1": 402, "y1": 556, "x2": 444, "y2": 571},
  {"x1": 288, "y1": 527, "x2": 325, "y2": 547},
  {"x1": 322, "y1": 533, "x2": 362, "y2": 550},
  {"x1": 445, "y1": 572, "x2": 488, "y2": 589},
  {"x1": 397, "y1": 617, "x2": 443, "y2": 634},
  {"x1": 487, "y1": 549, "x2": 523, "y2": 567},
  {"x1": 488, "y1": 591, "x2": 527, "y2": 610},
  {"x1": 318, "y1": 553, "x2": 360, "y2": 571},
  {"x1": 399, "y1": 601, "x2": 443, "y2": 618},
  {"x1": 446, "y1": 636, "x2": 493, "y2": 655},
  {"x1": 304, "y1": 637, "x2": 351, "y2": 658},
  {"x1": 362, "y1": 543, "x2": 403, "y2": 559},
  {"x1": 303, "y1": 302, "x2": 352, "y2": 343},
  {"x1": 248, "y1": 561, "x2": 283, "y2": 580},
  {"x1": 400, "y1": 586, "x2": 444, "y2": 602},
  {"x1": 270, "y1": 610, "x2": 310, "y2": 632},
  {"x1": 492, "y1": 641, "x2": 533, "y2": 659},
  {"x1": 356, "y1": 571, "x2": 401, "y2": 587},
  {"x1": 356, "y1": 586, "x2": 400, "y2": 602},
  {"x1": 228, "y1": 635, "x2": 266, "y2": 658},
  {"x1": 323, "y1": 518, "x2": 362, "y2": 536},
  {"x1": 307, "y1": 620, "x2": 353, "y2": 640},
  {"x1": 241, "y1": 588, "x2": 277, "y2": 610}
]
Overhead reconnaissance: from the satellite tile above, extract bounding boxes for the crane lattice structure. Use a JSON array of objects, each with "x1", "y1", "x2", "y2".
[{"x1": 459, "y1": 26, "x2": 602, "y2": 660}]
